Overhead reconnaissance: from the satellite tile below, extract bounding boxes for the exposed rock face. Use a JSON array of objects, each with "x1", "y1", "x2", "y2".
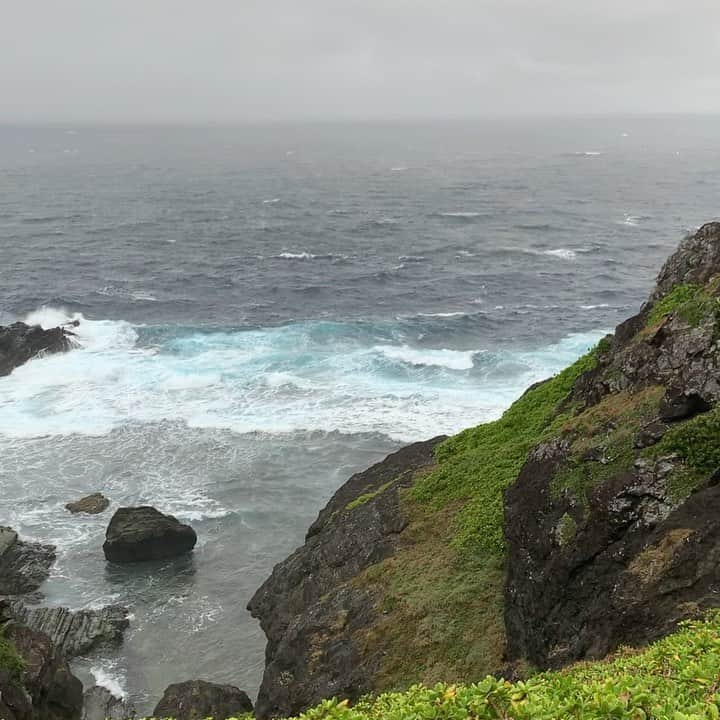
[
  {"x1": 103, "y1": 507, "x2": 197, "y2": 563},
  {"x1": 65, "y1": 494, "x2": 110, "y2": 515},
  {"x1": 4, "y1": 622, "x2": 83, "y2": 720},
  {"x1": 0, "y1": 527, "x2": 56, "y2": 597},
  {"x1": 0, "y1": 668, "x2": 34, "y2": 720},
  {"x1": 82, "y1": 686, "x2": 135, "y2": 720},
  {"x1": 153, "y1": 680, "x2": 253, "y2": 720},
  {"x1": 4, "y1": 600, "x2": 129, "y2": 658},
  {"x1": 505, "y1": 221, "x2": 720, "y2": 668},
  {"x1": 248, "y1": 438, "x2": 444, "y2": 719},
  {"x1": 0, "y1": 322, "x2": 74, "y2": 377}
]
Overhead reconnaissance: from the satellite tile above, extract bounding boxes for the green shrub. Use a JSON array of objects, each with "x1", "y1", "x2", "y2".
[
  {"x1": 647, "y1": 283, "x2": 719, "y2": 328},
  {"x1": 287, "y1": 612, "x2": 720, "y2": 720},
  {"x1": 0, "y1": 630, "x2": 24, "y2": 684}
]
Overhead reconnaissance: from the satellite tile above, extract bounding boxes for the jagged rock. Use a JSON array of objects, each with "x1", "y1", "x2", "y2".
[
  {"x1": 633, "y1": 421, "x2": 667, "y2": 449},
  {"x1": 4, "y1": 600, "x2": 129, "y2": 658},
  {"x1": 82, "y1": 686, "x2": 135, "y2": 720},
  {"x1": 0, "y1": 527, "x2": 56, "y2": 597},
  {"x1": 0, "y1": 669, "x2": 33, "y2": 720},
  {"x1": 153, "y1": 680, "x2": 252, "y2": 720},
  {"x1": 65, "y1": 494, "x2": 110, "y2": 515},
  {"x1": 248, "y1": 438, "x2": 444, "y2": 719},
  {"x1": 5, "y1": 622, "x2": 83, "y2": 720},
  {"x1": 103, "y1": 507, "x2": 197, "y2": 563},
  {"x1": 659, "y1": 387, "x2": 711, "y2": 422},
  {"x1": 504, "y1": 222, "x2": 720, "y2": 669},
  {"x1": 0, "y1": 322, "x2": 74, "y2": 377}
]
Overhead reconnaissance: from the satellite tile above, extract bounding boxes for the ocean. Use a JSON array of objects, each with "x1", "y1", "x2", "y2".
[{"x1": 1, "y1": 116, "x2": 719, "y2": 710}]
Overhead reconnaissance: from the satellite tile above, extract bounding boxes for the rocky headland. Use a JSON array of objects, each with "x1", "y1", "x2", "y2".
[
  {"x1": 248, "y1": 221, "x2": 720, "y2": 717},
  {"x1": 0, "y1": 322, "x2": 76, "y2": 377}
]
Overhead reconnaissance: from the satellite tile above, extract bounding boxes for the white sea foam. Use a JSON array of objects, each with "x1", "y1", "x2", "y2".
[
  {"x1": 575, "y1": 151, "x2": 603, "y2": 156},
  {"x1": 580, "y1": 303, "x2": 610, "y2": 310},
  {"x1": 263, "y1": 198, "x2": 280, "y2": 204},
  {"x1": 276, "y1": 251, "x2": 316, "y2": 260},
  {"x1": 90, "y1": 664, "x2": 127, "y2": 699},
  {"x1": 0, "y1": 308, "x2": 606, "y2": 443},
  {"x1": 543, "y1": 248, "x2": 577, "y2": 260},
  {"x1": 439, "y1": 211, "x2": 482, "y2": 218}
]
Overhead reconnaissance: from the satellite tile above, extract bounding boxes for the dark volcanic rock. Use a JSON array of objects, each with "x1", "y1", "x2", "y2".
[
  {"x1": 248, "y1": 437, "x2": 444, "y2": 719},
  {"x1": 65, "y1": 494, "x2": 110, "y2": 515},
  {"x1": 0, "y1": 668, "x2": 34, "y2": 720},
  {"x1": 5, "y1": 600, "x2": 129, "y2": 657},
  {"x1": 153, "y1": 680, "x2": 252, "y2": 720},
  {"x1": 103, "y1": 507, "x2": 197, "y2": 563},
  {"x1": 5, "y1": 622, "x2": 83, "y2": 720},
  {"x1": 0, "y1": 322, "x2": 74, "y2": 377},
  {"x1": 504, "y1": 222, "x2": 720, "y2": 669},
  {"x1": 0, "y1": 527, "x2": 56, "y2": 597},
  {"x1": 82, "y1": 686, "x2": 135, "y2": 720}
]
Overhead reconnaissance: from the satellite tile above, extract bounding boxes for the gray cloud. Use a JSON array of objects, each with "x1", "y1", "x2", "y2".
[{"x1": 2, "y1": 0, "x2": 719, "y2": 123}]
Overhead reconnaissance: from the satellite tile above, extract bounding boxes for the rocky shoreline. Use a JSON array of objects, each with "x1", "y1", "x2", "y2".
[{"x1": 3, "y1": 222, "x2": 720, "y2": 719}]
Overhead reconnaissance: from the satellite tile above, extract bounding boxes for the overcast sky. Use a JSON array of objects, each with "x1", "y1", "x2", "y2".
[{"x1": 2, "y1": 0, "x2": 720, "y2": 124}]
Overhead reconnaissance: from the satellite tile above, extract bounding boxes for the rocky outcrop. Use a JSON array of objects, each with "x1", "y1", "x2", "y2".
[
  {"x1": 0, "y1": 668, "x2": 34, "y2": 720},
  {"x1": 153, "y1": 680, "x2": 253, "y2": 720},
  {"x1": 4, "y1": 622, "x2": 83, "y2": 720},
  {"x1": 103, "y1": 507, "x2": 197, "y2": 563},
  {"x1": 0, "y1": 322, "x2": 75, "y2": 377},
  {"x1": 248, "y1": 438, "x2": 444, "y2": 719},
  {"x1": 0, "y1": 527, "x2": 56, "y2": 597},
  {"x1": 504, "y1": 221, "x2": 720, "y2": 668},
  {"x1": 82, "y1": 686, "x2": 135, "y2": 720},
  {"x1": 3, "y1": 600, "x2": 129, "y2": 658},
  {"x1": 65, "y1": 494, "x2": 110, "y2": 515}
]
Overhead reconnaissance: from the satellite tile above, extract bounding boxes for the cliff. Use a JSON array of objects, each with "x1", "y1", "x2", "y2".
[{"x1": 250, "y1": 222, "x2": 720, "y2": 718}]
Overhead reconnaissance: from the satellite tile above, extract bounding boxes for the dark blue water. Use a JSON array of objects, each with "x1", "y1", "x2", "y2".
[{"x1": 1, "y1": 117, "x2": 718, "y2": 710}]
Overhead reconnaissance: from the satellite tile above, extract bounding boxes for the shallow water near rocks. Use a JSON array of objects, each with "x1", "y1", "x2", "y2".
[{"x1": 1, "y1": 117, "x2": 719, "y2": 711}]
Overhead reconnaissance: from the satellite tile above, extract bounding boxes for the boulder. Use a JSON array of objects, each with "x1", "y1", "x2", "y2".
[
  {"x1": 5, "y1": 600, "x2": 129, "y2": 658},
  {"x1": 65, "y1": 494, "x2": 110, "y2": 515},
  {"x1": 0, "y1": 322, "x2": 74, "y2": 377},
  {"x1": 5, "y1": 622, "x2": 83, "y2": 720},
  {"x1": 153, "y1": 680, "x2": 252, "y2": 720},
  {"x1": 82, "y1": 686, "x2": 135, "y2": 720},
  {"x1": 0, "y1": 526, "x2": 56, "y2": 597},
  {"x1": 103, "y1": 507, "x2": 197, "y2": 563}
]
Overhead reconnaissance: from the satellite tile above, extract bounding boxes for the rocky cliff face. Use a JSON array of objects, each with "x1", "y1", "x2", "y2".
[
  {"x1": 250, "y1": 222, "x2": 720, "y2": 718},
  {"x1": 504, "y1": 221, "x2": 720, "y2": 668}
]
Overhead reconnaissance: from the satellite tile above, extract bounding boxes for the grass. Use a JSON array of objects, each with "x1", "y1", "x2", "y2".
[
  {"x1": 647, "y1": 281, "x2": 720, "y2": 329},
  {"x1": 288, "y1": 612, "x2": 720, "y2": 720},
  {"x1": 0, "y1": 630, "x2": 24, "y2": 684},
  {"x1": 412, "y1": 348, "x2": 599, "y2": 555},
  {"x1": 346, "y1": 481, "x2": 395, "y2": 511}
]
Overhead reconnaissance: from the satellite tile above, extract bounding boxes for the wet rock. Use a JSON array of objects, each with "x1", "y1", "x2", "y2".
[
  {"x1": 65, "y1": 494, "x2": 110, "y2": 515},
  {"x1": 0, "y1": 526, "x2": 56, "y2": 597},
  {"x1": 153, "y1": 680, "x2": 253, "y2": 720},
  {"x1": 0, "y1": 322, "x2": 74, "y2": 377},
  {"x1": 82, "y1": 686, "x2": 135, "y2": 720},
  {"x1": 248, "y1": 438, "x2": 444, "y2": 719},
  {"x1": 5, "y1": 622, "x2": 83, "y2": 720},
  {"x1": 6, "y1": 601, "x2": 129, "y2": 658},
  {"x1": 103, "y1": 507, "x2": 197, "y2": 563}
]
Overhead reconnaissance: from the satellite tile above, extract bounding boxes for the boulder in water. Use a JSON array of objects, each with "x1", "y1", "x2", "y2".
[
  {"x1": 0, "y1": 526, "x2": 56, "y2": 597},
  {"x1": 103, "y1": 507, "x2": 197, "y2": 563},
  {"x1": 153, "y1": 680, "x2": 253, "y2": 720},
  {"x1": 0, "y1": 321, "x2": 74, "y2": 376},
  {"x1": 65, "y1": 493, "x2": 110, "y2": 515}
]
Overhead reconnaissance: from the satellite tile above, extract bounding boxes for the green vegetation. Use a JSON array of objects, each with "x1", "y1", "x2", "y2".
[
  {"x1": 551, "y1": 387, "x2": 664, "y2": 503},
  {"x1": 649, "y1": 406, "x2": 720, "y2": 499},
  {"x1": 289, "y1": 612, "x2": 720, "y2": 720},
  {"x1": 0, "y1": 629, "x2": 24, "y2": 684},
  {"x1": 412, "y1": 348, "x2": 598, "y2": 555},
  {"x1": 346, "y1": 481, "x2": 395, "y2": 511},
  {"x1": 647, "y1": 282, "x2": 720, "y2": 329},
  {"x1": 555, "y1": 512, "x2": 578, "y2": 546}
]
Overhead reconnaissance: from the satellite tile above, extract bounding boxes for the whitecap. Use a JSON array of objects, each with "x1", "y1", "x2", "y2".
[
  {"x1": 398, "y1": 255, "x2": 425, "y2": 262},
  {"x1": 580, "y1": 303, "x2": 610, "y2": 310},
  {"x1": 276, "y1": 251, "x2": 316, "y2": 260},
  {"x1": 390, "y1": 166, "x2": 408, "y2": 172},
  {"x1": 263, "y1": 198, "x2": 280, "y2": 204},
  {"x1": 543, "y1": 248, "x2": 577, "y2": 260},
  {"x1": 575, "y1": 151, "x2": 603, "y2": 156},
  {"x1": 374, "y1": 345, "x2": 476, "y2": 371},
  {"x1": 439, "y1": 211, "x2": 482, "y2": 218}
]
